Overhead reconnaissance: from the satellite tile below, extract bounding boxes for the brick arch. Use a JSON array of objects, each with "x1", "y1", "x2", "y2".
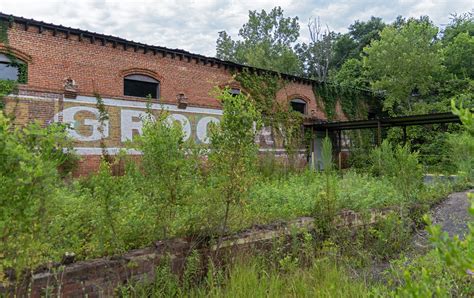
[
  {"x1": 218, "y1": 80, "x2": 250, "y2": 96},
  {"x1": 287, "y1": 94, "x2": 313, "y2": 115},
  {"x1": 287, "y1": 94, "x2": 312, "y2": 103},
  {"x1": 119, "y1": 68, "x2": 164, "y2": 83},
  {"x1": 0, "y1": 45, "x2": 32, "y2": 63}
]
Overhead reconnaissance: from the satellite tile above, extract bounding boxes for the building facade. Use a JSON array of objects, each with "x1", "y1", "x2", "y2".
[{"x1": 0, "y1": 13, "x2": 337, "y2": 175}]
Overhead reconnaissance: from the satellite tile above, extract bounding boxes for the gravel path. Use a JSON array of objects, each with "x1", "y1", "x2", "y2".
[
  {"x1": 368, "y1": 189, "x2": 473, "y2": 281},
  {"x1": 412, "y1": 189, "x2": 473, "y2": 250}
]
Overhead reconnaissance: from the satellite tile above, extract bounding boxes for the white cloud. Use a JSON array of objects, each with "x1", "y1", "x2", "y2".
[{"x1": 0, "y1": 0, "x2": 471, "y2": 56}]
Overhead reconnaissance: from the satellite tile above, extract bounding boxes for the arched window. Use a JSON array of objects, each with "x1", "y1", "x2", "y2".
[
  {"x1": 0, "y1": 53, "x2": 26, "y2": 82},
  {"x1": 290, "y1": 98, "x2": 307, "y2": 114},
  {"x1": 228, "y1": 88, "x2": 241, "y2": 97},
  {"x1": 124, "y1": 74, "x2": 160, "y2": 99}
]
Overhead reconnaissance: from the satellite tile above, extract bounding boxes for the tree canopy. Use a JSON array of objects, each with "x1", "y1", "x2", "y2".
[
  {"x1": 216, "y1": 6, "x2": 302, "y2": 75},
  {"x1": 363, "y1": 18, "x2": 442, "y2": 114}
]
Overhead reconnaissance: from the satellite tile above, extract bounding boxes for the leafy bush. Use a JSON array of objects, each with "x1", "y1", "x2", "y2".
[
  {"x1": 133, "y1": 110, "x2": 201, "y2": 238},
  {"x1": 339, "y1": 171, "x2": 403, "y2": 210},
  {"x1": 0, "y1": 112, "x2": 76, "y2": 279},
  {"x1": 208, "y1": 89, "x2": 261, "y2": 240},
  {"x1": 370, "y1": 140, "x2": 423, "y2": 201},
  {"x1": 447, "y1": 131, "x2": 474, "y2": 182}
]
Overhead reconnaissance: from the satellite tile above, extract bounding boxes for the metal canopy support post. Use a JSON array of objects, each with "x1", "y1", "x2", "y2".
[
  {"x1": 402, "y1": 126, "x2": 407, "y2": 145},
  {"x1": 377, "y1": 120, "x2": 381, "y2": 146},
  {"x1": 309, "y1": 128, "x2": 315, "y2": 171},
  {"x1": 312, "y1": 131, "x2": 318, "y2": 171},
  {"x1": 337, "y1": 130, "x2": 342, "y2": 170}
]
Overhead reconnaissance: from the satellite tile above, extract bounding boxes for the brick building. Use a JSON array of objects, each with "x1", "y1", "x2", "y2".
[{"x1": 0, "y1": 13, "x2": 339, "y2": 175}]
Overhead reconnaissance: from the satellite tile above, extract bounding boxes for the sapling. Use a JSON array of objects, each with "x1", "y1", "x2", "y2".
[
  {"x1": 314, "y1": 136, "x2": 338, "y2": 235},
  {"x1": 208, "y1": 89, "x2": 261, "y2": 250},
  {"x1": 134, "y1": 107, "x2": 198, "y2": 239}
]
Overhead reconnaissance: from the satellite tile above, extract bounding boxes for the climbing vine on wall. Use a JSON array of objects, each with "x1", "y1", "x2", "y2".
[
  {"x1": 235, "y1": 68, "x2": 304, "y2": 166},
  {"x1": 0, "y1": 19, "x2": 8, "y2": 45},
  {"x1": 95, "y1": 92, "x2": 111, "y2": 162},
  {"x1": 0, "y1": 80, "x2": 17, "y2": 110},
  {"x1": 234, "y1": 69, "x2": 282, "y2": 122},
  {"x1": 313, "y1": 82, "x2": 372, "y2": 120},
  {"x1": 0, "y1": 18, "x2": 28, "y2": 112},
  {"x1": 0, "y1": 18, "x2": 28, "y2": 86}
]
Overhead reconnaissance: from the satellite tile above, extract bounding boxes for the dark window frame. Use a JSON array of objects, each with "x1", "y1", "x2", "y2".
[
  {"x1": 0, "y1": 53, "x2": 26, "y2": 82},
  {"x1": 290, "y1": 98, "x2": 307, "y2": 114},
  {"x1": 228, "y1": 88, "x2": 241, "y2": 97},
  {"x1": 123, "y1": 74, "x2": 160, "y2": 99}
]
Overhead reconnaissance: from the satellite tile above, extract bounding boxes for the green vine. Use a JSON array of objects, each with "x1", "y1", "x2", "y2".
[
  {"x1": 234, "y1": 68, "x2": 282, "y2": 123},
  {"x1": 0, "y1": 79, "x2": 18, "y2": 110},
  {"x1": 0, "y1": 18, "x2": 28, "y2": 85},
  {"x1": 0, "y1": 19, "x2": 8, "y2": 45},
  {"x1": 94, "y1": 92, "x2": 110, "y2": 162},
  {"x1": 235, "y1": 68, "x2": 304, "y2": 167},
  {"x1": 314, "y1": 82, "x2": 369, "y2": 120}
]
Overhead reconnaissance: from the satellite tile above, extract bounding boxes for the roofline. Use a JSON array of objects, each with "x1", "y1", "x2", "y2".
[{"x1": 0, "y1": 12, "x2": 320, "y2": 85}]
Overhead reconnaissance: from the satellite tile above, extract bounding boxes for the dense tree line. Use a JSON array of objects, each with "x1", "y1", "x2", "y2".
[{"x1": 216, "y1": 8, "x2": 473, "y2": 171}]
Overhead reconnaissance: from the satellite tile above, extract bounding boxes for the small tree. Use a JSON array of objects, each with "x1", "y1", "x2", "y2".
[
  {"x1": 134, "y1": 110, "x2": 198, "y2": 238},
  {"x1": 208, "y1": 90, "x2": 261, "y2": 246},
  {"x1": 314, "y1": 136, "x2": 338, "y2": 235}
]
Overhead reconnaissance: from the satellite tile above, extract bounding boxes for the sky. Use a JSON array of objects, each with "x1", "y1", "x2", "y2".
[{"x1": 0, "y1": 0, "x2": 472, "y2": 57}]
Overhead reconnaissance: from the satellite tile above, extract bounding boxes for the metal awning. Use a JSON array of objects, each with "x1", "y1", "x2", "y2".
[{"x1": 307, "y1": 112, "x2": 461, "y2": 131}]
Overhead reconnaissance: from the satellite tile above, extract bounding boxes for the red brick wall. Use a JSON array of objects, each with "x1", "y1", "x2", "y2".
[{"x1": 2, "y1": 22, "x2": 329, "y2": 175}]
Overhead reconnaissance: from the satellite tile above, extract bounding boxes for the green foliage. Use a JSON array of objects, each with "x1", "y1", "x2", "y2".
[
  {"x1": 216, "y1": 6, "x2": 302, "y2": 75},
  {"x1": 363, "y1": 18, "x2": 442, "y2": 114},
  {"x1": 295, "y1": 20, "x2": 337, "y2": 81},
  {"x1": 370, "y1": 140, "x2": 423, "y2": 201},
  {"x1": 384, "y1": 250, "x2": 471, "y2": 297},
  {"x1": 234, "y1": 69, "x2": 281, "y2": 118},
  {"x1": 390, "y1": 88, "x2": 474, "y2": 297},
  {"x1": 447, "y1": 132, "x2": 474, "y2": 181},
  {"x1": 0, "y1": 20, "x2": 28, "y2": 85},
  {"x1": 0, "y1": 79, "x2": 17, "y2": 110},
  {"x1": 94, "y1": 92, "x2": 110, "y2": 159},
  {"x1": 134, "y1": 109, "x2": 200, "y2": 238},
  {"x1": 0, "y1": 19, "x2": 8, "y2": 45},
  {"x1": 368, "y1": 213, "x2": 412, "y2": 259},
  {"x1": 452, "y1": 96, "x2": 474, "y2": 133},
  {"x1": 0, "y1": 111, "x2": 77, "y2": 280},
  {"x1": 314, "y1": 81, "x2": 370, "y2": 120},
  {"x1": 234, "y1": 69, "x2": 304, "y2": 167},
  {"x1": 208, "y1": 89, "x2": 260, "y2": 238},
  {"x1": 443, "y1": 32, "x2": 474, "y2": 79},
  {"x1": 422, "y1": 103, "x2": 474, "y2": 289},
  {"x1": 442, "y1": 11, "x2": 474, "y2": 44}
]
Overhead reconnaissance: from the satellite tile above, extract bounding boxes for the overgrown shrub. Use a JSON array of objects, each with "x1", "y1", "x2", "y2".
[
  {"x1": 133, "y1": 110, "x2": 201, "y2": 238},
  {"x1": 448, "y1": 131, "x2": 474, "y2": 182},
  {"x1": 0, "y1": 112, "x2": 76, "y2": 280},
  {"x1": 370, "y1": 140, "x2": 423, "y2": 201},
  {"x1": 208, "y1": 89, "x2": 261, "y2": 242}
]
